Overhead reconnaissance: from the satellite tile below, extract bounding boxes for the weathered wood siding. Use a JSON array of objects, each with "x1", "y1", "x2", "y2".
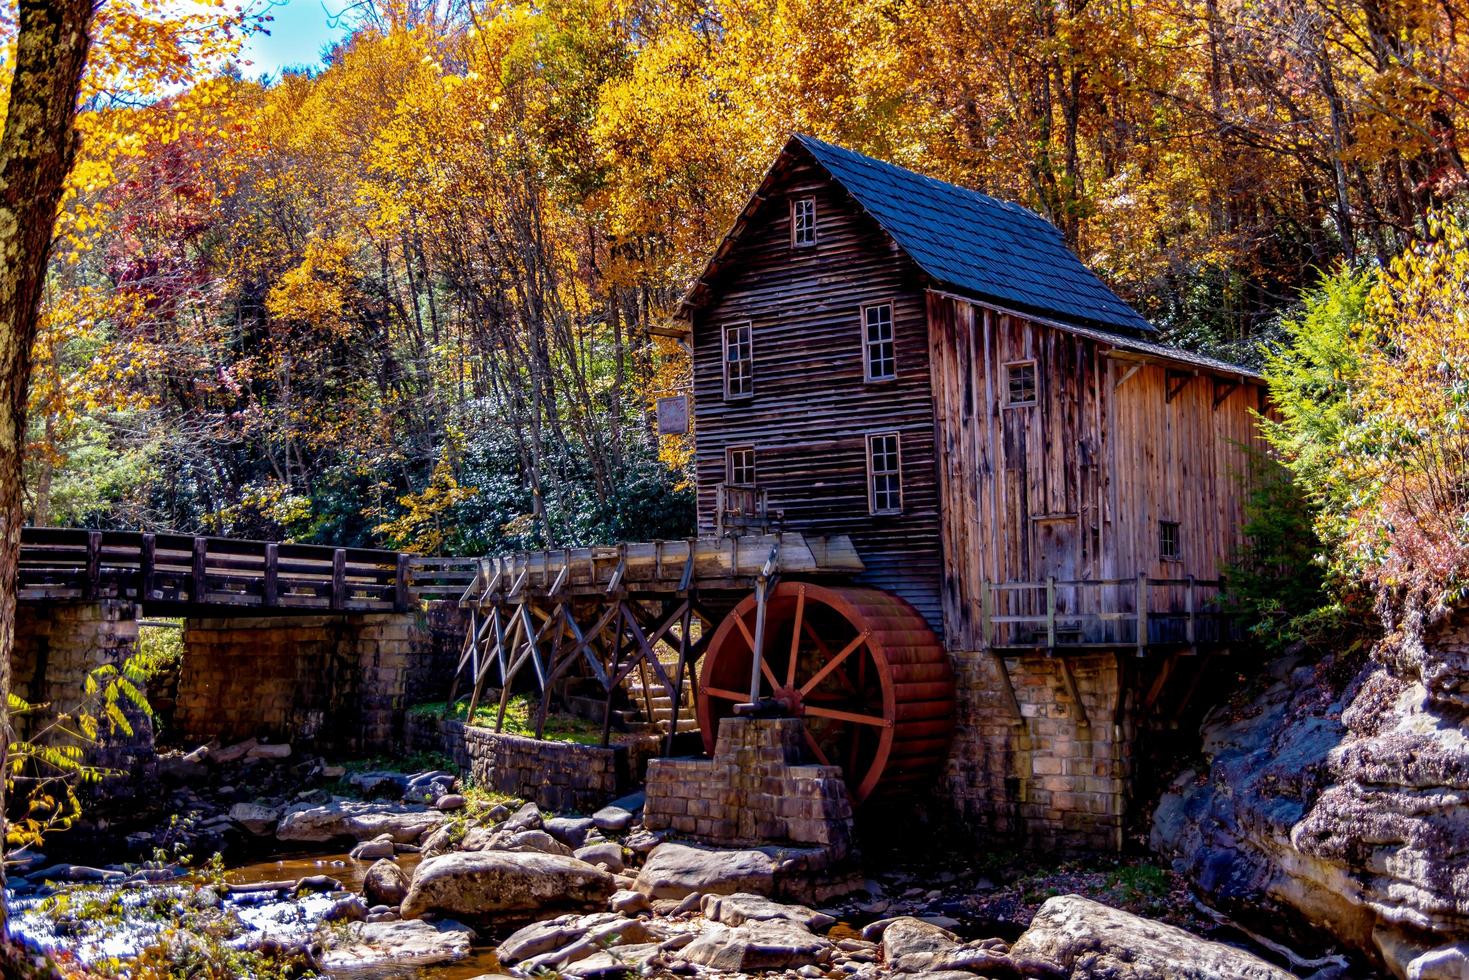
[
  {"x1": 691, "y1": 157, "x2": 945, "y2": 629},
  {"x1": 927, "y1": 293, "x2": 1266, "y2": 651}
]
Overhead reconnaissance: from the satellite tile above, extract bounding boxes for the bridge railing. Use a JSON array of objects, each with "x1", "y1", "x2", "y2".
[{"x1": 17, "y1": 527, "x2": 429, "y2": 613}]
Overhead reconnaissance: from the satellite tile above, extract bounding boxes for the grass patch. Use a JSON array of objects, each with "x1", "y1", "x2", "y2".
[{"x1": 410, "y1": 697, "x2": 606, "y2": 745}]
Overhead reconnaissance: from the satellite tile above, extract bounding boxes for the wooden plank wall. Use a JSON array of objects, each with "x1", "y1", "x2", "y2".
[
  {"x1": 690, "y1": 156, "x2": 945, "y2": 629},
  {"x1": 928, "y1": 293, "x2": 1266, "y2": 650}
]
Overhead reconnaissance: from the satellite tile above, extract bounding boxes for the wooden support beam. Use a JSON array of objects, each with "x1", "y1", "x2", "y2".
[
  {"x1": 1165, "y1": 369, "x2": 1195, "y2": 403},
  {"x1": 1212, "y1": 378, "x2": 1240, "y2": 409},
  {"x1": 1142, "y1": 651, "x2": 1179, "y2": 714},
  {"x1": 331, "y1": 548, "x2": 347, "y2": 611},
  {"x1": 991, "y1": 652, "x2": 1025, "y2": 727},
  {"x1": 1057, "y1": 657, "x2": 1090, "y2": 729},
  {"x1": 394, "y1": 553, "x2": 412, "y2": 611},
  {"x1": 1113, "y1": 363, "x2": 1141, "y2": 390},
  {"x1": 263, "y1": 543, "x2": 280, "y2": 608},
  {"x1": 192, "y1": 537, "x2": 208, "y2": 605},
  {"x1": 82, "y1": 530, "x2": 101, "y2": 600},
  {"x1": 138, "y1": 533, "x2": 156, "y2": 604}
]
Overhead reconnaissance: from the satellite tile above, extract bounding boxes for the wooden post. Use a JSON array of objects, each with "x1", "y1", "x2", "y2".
[
  {"x1": 138, "y1": 533, "x2": 155, "y2": 604},
  {"x1": 1185, "y1": 574, "x2": 1196, "y2": 653},
  {"x1": 331, "y1": 548, "x2": 347, "y2": 610},
  {"x1": 980, "y1": 579, "x2": 992, "y2": 649},
  {"x1": 394, "y1": 553, "x2": 412, "y2": 612},
  {"x1": 82, "y1": 530, "x2": 101, "y2": 600},
  {"x1": 1136, "y1": 571, "x2": 1149, "y2": 656},
  {"x1": 748, "y1": 577, "x2": 769, "y2": 704},
  {"x1": 258, "y1": 542, "x2": 277, "y2": 608},
  {"x1": 1045, "y1": 576, "x2": 1057, "y2": 652},
  {"x1": 192, "y1": 536, "x2": 208, "y2": 605}
]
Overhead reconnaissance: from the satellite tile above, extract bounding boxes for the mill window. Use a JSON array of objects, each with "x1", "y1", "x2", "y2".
[
  {"x1": 863, "y1": 303, "x2": 896, "y2": 381},
  {"x1": 1159, "y1": 521, "x2": 1182, "y2": 562},
  {"x1": 724, "y1": 323, "x2": 753, "y2": 399},
  {"x1": 1006, "y1": 361, "x2": 1037, "y2": 406},
  {"x1": 726, "y1": 446, "x2": 756, "y2": 486},
  {"x1": 792, "y1": 197, "x2": 817, "y2": 247},
  {"x1": 867, "y1": 432, "x2": 903, "y2": 515}
]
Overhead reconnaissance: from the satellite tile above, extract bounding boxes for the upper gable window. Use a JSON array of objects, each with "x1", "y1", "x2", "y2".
[
  {"x1": 791, "y1": 197, "x2": 817, "y2": 247},
  {"x1": 863, "y1": 303, "x2": 896, "y2": 381},
  {"x1": 724, "y1": 323, "x2": 753, "y2": 399},
  {"x1": 1005, "y1": 360, "x2": 1037, "y2": 406}
]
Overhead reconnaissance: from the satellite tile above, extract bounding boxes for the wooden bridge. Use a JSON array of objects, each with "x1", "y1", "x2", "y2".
[{"x1": 16, "y1": 526, "x2": 476, "y2": 615}]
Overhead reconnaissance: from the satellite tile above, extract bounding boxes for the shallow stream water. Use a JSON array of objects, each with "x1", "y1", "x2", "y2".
[{"x1": 11, "y1": 848, "x2": 507, "y2": 979}]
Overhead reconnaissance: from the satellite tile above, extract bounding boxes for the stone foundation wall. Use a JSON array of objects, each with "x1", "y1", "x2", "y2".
[
  {"x1": 176, "y1": 609, "x2": 437, "y2": 753},
  {"x1": 944, "y1": 650, "x2": 1130, "y2": 852},
  {"x1": 644, "y1": 717, "x2": 853, "y2": 854},
  {"x1": 11, "y1": 600, "x2": 154, "y2": 797},
  {"x1": 405, "y1": 712, "x2": 638, "y2": 812}
]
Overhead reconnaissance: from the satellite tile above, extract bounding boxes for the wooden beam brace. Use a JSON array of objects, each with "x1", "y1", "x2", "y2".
[
  {"x1": 1212, "y1": 378, "x2": 1240, "y2": 409},
  {"x1": 1165, "y1": 369, "x2": 1196, "y2": 403},
  {"x1": 1113, "y1": 363, "x2": 1141, "y2": 390},
  {"x1": 1057, "y1": 657, "x2": 1090, "y2": 729}
]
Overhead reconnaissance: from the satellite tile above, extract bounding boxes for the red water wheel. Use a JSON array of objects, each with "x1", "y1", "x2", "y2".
[{"x1": 696, "y1": 581, "x2": 955, "y2": 804}]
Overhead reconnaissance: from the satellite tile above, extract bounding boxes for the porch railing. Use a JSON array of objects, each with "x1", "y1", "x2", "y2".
[{"x1": 980, "y1": 574, "x2": 1235, "y2": 652}]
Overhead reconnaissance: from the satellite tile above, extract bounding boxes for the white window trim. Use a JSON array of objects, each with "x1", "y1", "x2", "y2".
[
  {"x1": 791, "y1": 196, "x2": 817, "y2": 248},
  {"x1": 1003, "y1": 358, "x2": 1038, "y2": 407},
  {"x1": 866, "y1": 431, "x2": 904, "y2": 515},
  {"x1": 861, "y1": 302, "x2": 897, "y2": 383},
  {"x1": 726, "y1": 445, "x2": 756, "y2": 486},
  {"x1": 723, "y1": 322, "x2": 754, "y2": 401}
]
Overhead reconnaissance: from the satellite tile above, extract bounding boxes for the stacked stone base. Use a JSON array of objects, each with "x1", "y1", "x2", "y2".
[
  {"x1": 406, "y1": 712, "x2": 656, "y2": 812},
  {"x1": 644, "y1": 717, "x2": 854, "y2": 857}
]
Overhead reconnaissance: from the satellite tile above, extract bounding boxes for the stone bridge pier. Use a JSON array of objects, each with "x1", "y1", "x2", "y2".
[{"x1": 11, "y1": 599, "x2": 465, "y2": 758}]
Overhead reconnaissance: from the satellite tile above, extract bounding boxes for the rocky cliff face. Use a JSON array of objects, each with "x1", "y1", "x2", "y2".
[{"x1": 1153, "y1": 614, "x2": 1469, "y2": 978}]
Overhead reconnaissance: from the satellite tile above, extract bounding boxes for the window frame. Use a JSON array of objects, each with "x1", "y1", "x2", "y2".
[
  {"x1": 725, "y1": 445, "x2": 757, "y2": 487},
  {"x1": 1159, "y1": 520, "x2": 1182, "y2": 562},
  {"x1": 861, "y1": 302, "x2": 897, "y2": 383},
  {"x1": 723, "y1": 322, "x2": 754, "y2": 400},
  {"x1": 791, "y1": 196, "x2": 817, "y2": 248},
  {"x1": 866, "y1": 431, "x2": 904, "y2": 516},
  {"x1": 1004, "y1": 359, "x2": 1038, "y2": 407}
]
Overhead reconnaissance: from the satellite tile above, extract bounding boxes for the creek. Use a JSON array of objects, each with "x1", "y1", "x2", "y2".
[{"x1": 9, "y1": 847, "x2": 505, "y2": 978}]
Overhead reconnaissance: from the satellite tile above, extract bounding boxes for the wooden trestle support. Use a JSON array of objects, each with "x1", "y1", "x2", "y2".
[
  {"x1": 449, "y1": 534, "x2": 866, "y2": 751},
  {"x1": 451, "y1": 533, "x2": 958, "y2": 802}
]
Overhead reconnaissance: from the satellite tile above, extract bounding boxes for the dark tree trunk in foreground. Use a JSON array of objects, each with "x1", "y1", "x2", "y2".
[{"x1": 0, "y1": 0, "x2": 96, "y2": 937}]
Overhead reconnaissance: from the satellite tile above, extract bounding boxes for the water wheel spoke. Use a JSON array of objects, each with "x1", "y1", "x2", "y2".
[
  {"x1": 802, "y1": 728, "x2": 832, "y2": 766},
  {"x1": 799, "y1": 630, "x2": 869, "y2": 697},
  {"x1": 703, "y1": 685, "x2": 749, "y2": 701},
  {"x1": 804, "y1": 704, "x2": 891, "y2": 728},
  {"x1": 785, "y1": 587, "x2": 805, "y2": 689}
]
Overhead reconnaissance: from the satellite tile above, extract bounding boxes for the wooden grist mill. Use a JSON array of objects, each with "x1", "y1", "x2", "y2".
[
  {"x1": 452, "y1": 534, "x2": 957, "y2": 805},
  {"x1": 451, "y1": 135, "x2": 1268, "y2": 847}
]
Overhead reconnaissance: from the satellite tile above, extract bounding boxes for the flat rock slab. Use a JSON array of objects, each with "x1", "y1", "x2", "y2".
[
  {"x1": 228, "y1": 802, "x2": 281, "y2": 836},
  {"x1": 402, "y1": 851, "x2": 615, "y2": 921},
  {"x1": 319, "y1": 918, "x2": 475, "y2": 971},
  {"x1": 634, "y1": 843, "x2": 775, "y2": 899},
  {"x1": 681, "y1": 920, "x2": 832, "y2": 972},
  {"x1": 277, "y1": 800, "x2": 444, "y2": 844},
  {"x1": 702, "y1": 892, "x2": 835, "y2": 931},
  {"x1": 1010, "y1": 895, "x2": 1295, "y2": 980}
]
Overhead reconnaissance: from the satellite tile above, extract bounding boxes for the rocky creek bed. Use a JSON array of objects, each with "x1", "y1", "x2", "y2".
[{"x1": 9, "y1": 736, "x2": 1360, "y2": 979}]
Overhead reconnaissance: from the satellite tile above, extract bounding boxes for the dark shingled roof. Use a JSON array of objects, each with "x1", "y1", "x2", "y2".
[{"x1": 790, "y1": 134, "x2": 1156, "y2": 335}]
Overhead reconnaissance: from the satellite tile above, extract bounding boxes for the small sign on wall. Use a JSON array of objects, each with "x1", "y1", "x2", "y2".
[{"x1": 657, "y1": 395, "x2": 690, "y2": 435}]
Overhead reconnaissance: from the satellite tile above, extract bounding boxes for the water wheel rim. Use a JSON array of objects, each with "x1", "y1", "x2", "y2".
[{"x1": 697, "y1": 581, "x2": 899, "y2": 803}]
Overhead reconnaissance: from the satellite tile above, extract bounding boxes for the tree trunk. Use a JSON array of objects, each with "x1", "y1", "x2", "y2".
[{"x1": 0, "y1": 0, "x2": 96, "y2": 935}]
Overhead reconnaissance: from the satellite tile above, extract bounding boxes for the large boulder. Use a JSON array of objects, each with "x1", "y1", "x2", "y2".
[
  {"x1": 363, "y1": 858, "x2": 410, "y2": 908},
  {"x1": 879, "y1": 917, "x2": 960, "y2": 973},
  {"x1": 633, "y1": 843, "x2": 775, "y2": 899},
  {"x1": 701, "y1": 893, "x2": 834, "y2": 931},
  {"x1": 401, "y1": 851, "x2": 615, "y2": 921},
  {"x1": 276, "y1": 800, "x2": 444, "y2": 844},
  {"x1": 1009, "y1": 895, "x2": 1293, "y2": 979},
  {"x1": 1154, "y1": 621, "x2": 1469, "y2": 977},
  {"x1": 228, "y1": 802, "x2": 280, "y2": 836},
  {"x1": 499, "y1": 911, "x2": 662, "y2": 972},
  {"x1": 318, "y1": 918, "x2": 475, "y2": 971}
]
